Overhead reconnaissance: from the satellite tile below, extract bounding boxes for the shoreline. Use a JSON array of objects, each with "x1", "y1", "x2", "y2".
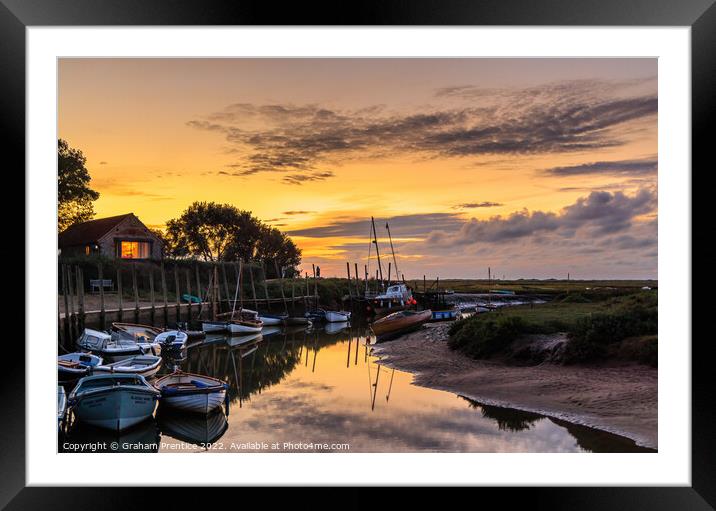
[{"x1": 371, "y1": 323, "x2": 658, "y2": 449}]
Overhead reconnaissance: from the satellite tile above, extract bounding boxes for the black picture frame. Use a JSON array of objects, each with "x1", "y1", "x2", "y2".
[{"x1": 2, "y1": 0, "x2": 711, "y2": 507}]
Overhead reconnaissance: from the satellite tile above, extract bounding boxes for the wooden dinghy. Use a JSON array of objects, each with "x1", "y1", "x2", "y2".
[
  {"x1": 93, "y1": 354, "x2": 163, "y2": 379},
  {"x1": 228, "y1": 319, "x2": 263, "y2": 335},
  {"x1": 111, "y1": 322, "x2": 163, "y2": 356},
  {"x1": 371, "y1": 309, "x2": 432, "y2": 342},
  {"x1": 69, "y1": 374, "x2": 160, "y2": 432},
  {"x1": 258, "y1": 313, "x2": 288, "y2": 326},
  {"x1": 154, "y1": 371, "x2": 228, "y2": 415},
  {"x1": 58, "y1": 352, "x2": 103, "y2": 382}
]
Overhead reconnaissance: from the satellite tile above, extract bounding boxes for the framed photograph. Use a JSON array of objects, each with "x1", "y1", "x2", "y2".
[{"x1": 4, "y1": 0, "x2": 712, "y2": 506}]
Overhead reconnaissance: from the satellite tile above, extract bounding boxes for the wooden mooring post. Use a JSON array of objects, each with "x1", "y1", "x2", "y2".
[
  {"x1": 247, "y1": 261, "x2": 259, "y2": 311},
  {"x1": 132, "y1": 262, "x2": 140, "y2": 323},
  {"x1": 262, "y1": 262, "x2": 271, "y2": 312},
  {"x1": 76, "y1": 265, "x2": 85, "y2": 331},
  {"x1": 160, "y1": 260, "x2": 169, "y2": 326},
  {"x1": 174, "y1": 264, "x2": 181, "y2": 322},
  {"x1": 61, "y1": 264, "x2": 71, "y2": 342},
  {"x1": 354, "y1": 263, "x2": 360, "y2": 297},
  {"x1": 185, "y1": 269, "x2": 192, "y2": 323},
  {"x1": 116, "y1": 264, "x2": 124, "y2": 321},
  {"x1": 149, "y1": 266, "x2": 156, "y2": 324},
  {"x1": 67, "y1": 265, "x2": 77, "y2": 340},
  {"x1": 274, "y1": 259, "x2": 288, "y2": 314},
  {"x1": 98, "y1": 260, "x2": 106, "y2": 329}
]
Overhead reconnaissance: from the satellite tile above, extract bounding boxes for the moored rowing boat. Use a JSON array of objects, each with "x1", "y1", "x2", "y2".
[{"x1": 371, "y1": 309, "x2": 432, "y2": 341}]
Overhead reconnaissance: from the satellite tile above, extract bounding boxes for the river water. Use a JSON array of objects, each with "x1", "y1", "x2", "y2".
[{"x1": 59, "y1": 323, "x2": 653, "y2": 453}]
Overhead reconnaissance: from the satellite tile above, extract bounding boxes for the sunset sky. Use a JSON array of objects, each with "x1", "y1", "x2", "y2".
[{"x1": 58, "y1": 58, "x2": 657, "y2": 279}]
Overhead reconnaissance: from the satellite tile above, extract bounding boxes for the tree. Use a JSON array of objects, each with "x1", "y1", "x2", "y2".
[
  {"x1": 254, "y1": 226, "x2": 302, "y2": 278},
  {"x1": 58, "y1": 139, "x2": 100, "y2": 231},
  {"x1": 164, "y1": 202, "x2": 302, "y2": 275}
]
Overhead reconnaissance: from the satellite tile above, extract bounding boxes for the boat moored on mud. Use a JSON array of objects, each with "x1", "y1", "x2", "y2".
[{"x1": 371, "y1": 309, "x2": 432, "y2": 342}]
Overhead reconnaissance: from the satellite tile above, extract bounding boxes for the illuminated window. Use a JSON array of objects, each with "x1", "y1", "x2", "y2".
[
  {"x1": 119, "y1": 241, "x2": 150, "y2": 259},
  {"x1": 85, "y1": 246, "x2": 90, "y2": 255}
]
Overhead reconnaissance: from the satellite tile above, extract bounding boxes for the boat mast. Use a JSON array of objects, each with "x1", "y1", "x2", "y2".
[
  {"x1": 385, "y1": 222, "x2": 399, "y2": 286},
  {"x1": 371, "y1": 217, "x2": 384, "y2": 291}
]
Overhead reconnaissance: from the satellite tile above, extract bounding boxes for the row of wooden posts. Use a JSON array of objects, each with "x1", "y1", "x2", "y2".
[{"x1": 59, "y1": 260, "x2": 323, "y2": 348}]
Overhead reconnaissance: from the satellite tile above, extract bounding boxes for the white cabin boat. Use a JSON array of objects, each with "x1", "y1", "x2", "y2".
[
  {"x1": 76, "y1": 329, "x2": 145, "y2": 363},
  {"x1": 69, "y1": 374, "x2": 160, "y2": 431}
]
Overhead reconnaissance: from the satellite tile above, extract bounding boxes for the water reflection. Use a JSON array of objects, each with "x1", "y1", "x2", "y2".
[{"x1": 60, "y1": 321, "x2": 654, "y2": 453}]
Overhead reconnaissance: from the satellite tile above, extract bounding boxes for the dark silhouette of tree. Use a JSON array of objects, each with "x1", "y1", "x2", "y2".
[
  {"x1": 251, "y1": 225, "x2": 302, "y2": 278},
  {"x1": 164, "y1": 202, "x2": 301, "y2": 274},
  {"x1": 58, "y1": 139, "x2": 100, "y2": 231}
]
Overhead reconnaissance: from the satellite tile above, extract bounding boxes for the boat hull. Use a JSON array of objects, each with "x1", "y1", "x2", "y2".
[
  {"x1": 371, "y1": 310, "x2": 433, "y2": 341},
  {"x1": 228, "y1": 322, "x2": 263, "y2": 334},
  {"x1": 430, "y1": 309, "x2": 461, "y2": 322},
  {"x1": 202, "y1": 322, "x2": 228, "y2": 333},
  {"x1": 161, "y1": 391, "x2": 226, "y2": 415},
  {"x1": 258, "y1": 315, "x2": 285, "y2": 326},
  {"x1": 325, "y1": 311, "x2": 351, "y2": 322},
  {"x1": 72, "y1": 386, "x2": 158, "y2": 432}
]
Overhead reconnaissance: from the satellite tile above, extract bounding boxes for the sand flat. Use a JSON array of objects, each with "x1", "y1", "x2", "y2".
[{"x1": 372, "y1": 323, "x2": 658, "y2": 449}]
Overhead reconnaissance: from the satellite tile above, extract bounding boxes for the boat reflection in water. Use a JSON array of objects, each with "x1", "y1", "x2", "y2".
[
  {"x1": 60, "y1": 320, "x2": 654, "y2": 453},
  {"x1": 61, "y1": 417, "x2": 160, "y2": 453},
  {"x1": 158, "y1": 408, "x2": 229, "y2": 448}
]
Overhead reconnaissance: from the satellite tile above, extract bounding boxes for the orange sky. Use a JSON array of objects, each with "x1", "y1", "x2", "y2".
[{"x1": 58, "y1": 58, "x2": 657, "y2": 279}]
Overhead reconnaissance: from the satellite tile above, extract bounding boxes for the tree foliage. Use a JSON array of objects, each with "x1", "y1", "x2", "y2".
[
  {"x1": 164, "y1": 202, "x2": 302, "y2": 273},
  {"x1": 58, "y1": 139, "x2": 100, "y2": 231}
]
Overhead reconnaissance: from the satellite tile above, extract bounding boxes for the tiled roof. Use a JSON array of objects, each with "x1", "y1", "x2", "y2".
[{"x1": 58, "y1": 214, "x2": 134, "y2": 247}]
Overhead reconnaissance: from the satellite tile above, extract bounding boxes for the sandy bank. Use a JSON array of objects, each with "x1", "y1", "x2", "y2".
[{"x1": 372, "y1": 323, "x2": 658, "y2": 449}]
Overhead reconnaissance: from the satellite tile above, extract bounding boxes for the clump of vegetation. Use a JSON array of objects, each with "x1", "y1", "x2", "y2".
[
  {"x1": 448, "y1": 316, "x2": 527, "y2": 358},
  {"x1": 563, "y1": 292, "x2": 657, "y2": 364},
  {"x1": 448, "y1": 290, "x2": 657, "y2": 366}
]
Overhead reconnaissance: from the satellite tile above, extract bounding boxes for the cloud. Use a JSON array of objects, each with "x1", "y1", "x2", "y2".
[
  {"x1": 288, "y1": 212, "x2": 465, "y2": 238},
  {"x1": 453, "y1": 202, "x2": 503, "y2": 209},
  {"x1": 544, "y1": 157, "x2": 657, "y2": 177},
  {"x1": 187, "y1": 78, "x2": 657, "y2": 183},
  {"x1": 282, "y1": 171, "x2": 334, "y2": 185},
  {"x1": 282, "y1": 210, "x2": 315, "y2": 215},
  {"x1": 99, "y1": 161, "x2": 108, "y2": 165},
  {"x1": 427, "y1": 188, "x2": 656, "y2": 246}
]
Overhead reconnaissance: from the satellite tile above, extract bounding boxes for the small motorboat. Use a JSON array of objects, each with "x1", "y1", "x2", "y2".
[
  {"x1": 258, "y1": 313, "x2": 288, "y2": 326},
  {"x1": 93, "y1": 355, "x2": 163, "y2": 379},
  {"x1": 174, "y1": 322, "x2": 207, "y2": 341},
  {"x1": 158, "y1": 408, "x2": 228, "y2": 447},
  {"x1": 76, "y1": 328, "x2": 145, "y2": 363},
  {"x1": 201, "y1": 321, "x2": 229, "y2": 333},
  {"x1": 228, "y1": 319, "x2": 263, "y2": 334},
  {"x1": 155, "y1": 330, "x2": 188, "y2": 350},
  {"x1": 58, "y1": 352, "x2": 103, "y2": 382},
  {"x1": 154, "y1": 371, "x2": 228, "y2": 415},
  {"x1": 111, "y1": 322, "x2": 163, "y2": 356},
  {"x1": 57, "y1": 386, "x2": 67, "y2": 430},
  {"x1": 371, "y1": 309, "x2": 432, "y2": 342},
  {"x1": 325, "y1": 310, "x2": 351, "y2": 323},
  {"x1": 69, "y1": 373, "x2": 160, "y2": 431}
]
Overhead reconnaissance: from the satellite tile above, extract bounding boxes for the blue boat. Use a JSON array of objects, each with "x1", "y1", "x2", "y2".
[{"x1": 430, "y1": 309, "x2": 461, "y2": 322}]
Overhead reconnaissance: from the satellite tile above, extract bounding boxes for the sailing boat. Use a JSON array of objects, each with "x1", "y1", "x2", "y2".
[
  {"x1": 227, "y1": 260, "x2": 263, "y2": 334},
  {"x1": 363, "y1": 218, "x2": 414, "y2": 317}
]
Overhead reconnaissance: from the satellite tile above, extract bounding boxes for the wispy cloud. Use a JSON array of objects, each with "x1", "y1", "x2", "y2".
[
  {"x1": 453, "y1": 202, "x2": 503, "y2": 209},
  {"x1": 544, "y1": 157, "x2": 657, "y2": 177},
  {"x1": 187, "y1": 78, "x2": 657, "y2": 184}
]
